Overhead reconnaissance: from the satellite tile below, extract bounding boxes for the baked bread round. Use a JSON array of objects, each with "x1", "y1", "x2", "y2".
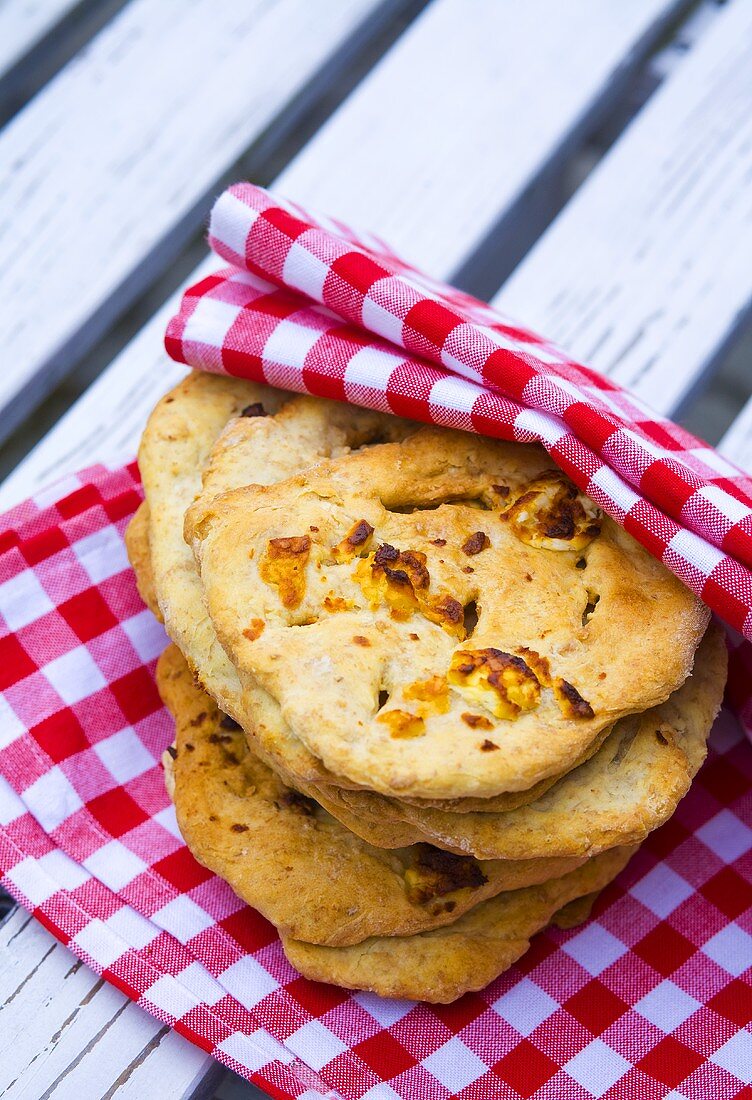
[
  {"x1": 130, "y1": 520, "x2": 724, "y2": 858},
  {"x1": 139, "y1": 371, "x2": 285, "y2": 710},
  {"x1": 158, "y1": 643, "x2": 585, "y2": 946},
  {"x1": 187, "y1": 428, "x2": 710, "y2": 799},
  {"x1": 140, "y1": 378, "x2": 593, "y2": 811},
  {"x1": 283, "y1": 845, "x2": 635, "y2": 1002},
  {"x1": 140, "y1": 372, "x2": 411, "y2": 720}
]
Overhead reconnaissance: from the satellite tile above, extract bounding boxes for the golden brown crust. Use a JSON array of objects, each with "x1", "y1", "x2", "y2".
[
  {"x1": 138, "y1": 383, "x2": 619, "y2": 814},
  {"x1": 282, "y1": 846, "x2": 635, "y2": 1002},
  {"x1": 188, "y1": 428, "x2": 710, "y2": 799},
  {"x1": 158, "y1": 644, "x2": 585, "y2": 947},
  {"x1": 125, "y1": 502, "x2": 161, "y2": 621},
  {"x1": 139, "y1": 371, "x2": 286, "y2": 710},
  {"x1": 132, "y1": 516, "x2": 724, "y2": 859},
  {"x1": 315, "y1": 626, "x2": 726, "y2": 858}
]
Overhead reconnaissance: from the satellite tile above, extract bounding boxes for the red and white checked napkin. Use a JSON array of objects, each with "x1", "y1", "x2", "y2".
[
  {"x1": 0, "y1": 183, "x2": 751, "y2": 1098},
  {"x1": 0, "y1": 465, "x2": 751, "y2": 1098},
  {"x1": 165, "y1": 183, "x2": 752, "y2": 642}
]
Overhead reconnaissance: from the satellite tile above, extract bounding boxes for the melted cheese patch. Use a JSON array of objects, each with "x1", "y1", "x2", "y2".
[
  {"x1": 377, "y1": 710, "x2": 425, "y2": 738},
  {"x1": 448, "y1": 648, "x2": 541, "y2": 720},
  {"x1": 403, "y1": 676, "x2": 450, "y2": 715},
  {"x1": 354, "y1": 545, "x2": 428, "y2": 619},
  {"x1": 354, "y1": 543, "x2": 467, "y2": 637},
  {"x1": 501, "y1": 473, "x2": 601, "y2": 551},
  {"x1": 258, "y1": 536, "x2": 311, "y2": 609},
  {"x1": 330, "y1": 519, "x2": 374, "y2": 563}
]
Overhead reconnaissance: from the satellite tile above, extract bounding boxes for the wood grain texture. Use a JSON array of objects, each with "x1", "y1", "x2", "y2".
[
  {"x1": 0, "y1": 0, "x2": 79, "y2": 79},
  {"x1": 493, "y1": 0, "x2": 752, "y2": 418},
  {"x1": 0, "y1": 0, "x2": 396, "y2": 442},
  {"x1": 272, "y1": 0, "x2": 688, "y2": 276},
  {"x1": 0, "y1": 907, "x2": 224, "y2": 1100},
  {"x1": 720, "y1": 394, "x2": 752, "y2": 472},
  {"x1": 0, "y1": 0, "x2": 686, "y2": 507}
]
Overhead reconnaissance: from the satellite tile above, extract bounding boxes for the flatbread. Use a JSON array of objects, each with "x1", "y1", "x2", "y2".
[
  {"x1": 283, "y1": 845, "x2": 635, "y2": 1002},
  {"x1": 187, "y1": 427, "x2": 710, "y2": 799},
  {"x1": 158, "y1": 644, "x2": 585, "y2": 947},
  {"x1": 141, "y1": 377, "x2": 586, "y2": 813},
  {"x1": 125, "y1": 501, "x2": 160, "y2": 620},
  {"x1": 131, "y1": 520, "x2": 724, "y2": 859},
  {"x1": 139, "y1": 372, "x2": 287, "y2": 711},
  {"x1": 140, "y1": 372, "x2": 409, "y2": 719},
  {"x1": 323, "y1": 625, "x2": 726, "y2": 858}
]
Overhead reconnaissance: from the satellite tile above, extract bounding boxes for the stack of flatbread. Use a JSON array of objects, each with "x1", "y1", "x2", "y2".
[{"x1": 127, "y1": 372, "x2": 727, "y2": 1003}]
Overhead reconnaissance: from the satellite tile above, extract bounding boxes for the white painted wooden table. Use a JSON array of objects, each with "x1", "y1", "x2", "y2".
[{"x1": 1, "y1": 1, "x2": 751, "y2": 1096}]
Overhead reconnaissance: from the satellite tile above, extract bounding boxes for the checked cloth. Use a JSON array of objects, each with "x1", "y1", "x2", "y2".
[
  {"x1": 0, "y1": 183, "x2": 750, "y2": 1098},
  {"x1": 166, "y1": 183, "x2": 752, "y2": 641}
]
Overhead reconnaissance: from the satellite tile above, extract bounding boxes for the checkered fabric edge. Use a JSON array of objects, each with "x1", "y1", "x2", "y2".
[
  {"x1": 0, "y1": 464, "x2": 751, "y2": 1099},
  {"x1": 0, "y1": 778, "x2": 334, "y2": 1100},
  {"x1": 163, "y1": 182, "x2": 752, "y2": 640}
]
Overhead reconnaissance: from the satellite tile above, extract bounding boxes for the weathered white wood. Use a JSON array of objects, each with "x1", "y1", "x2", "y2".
[
  {"x1": 492, "y1": 0, "x2": 752, "y2": 419},
  {"x1": 273, "y1": 0, "x2": 689, "y2": 278},
  {"x1": 0, "y1": 0, "x2": 401, "y2": 441},
  {"x1": 0, "y1": 907, "x2": 225, "y2": 1099},
  {"x1": 720, "y1": 394, "x2": 752, "y2": 472},
  {"x1": 0, "y1": 0, "x2": 79, "y2": 81},
  {"x1": 0, "y1": 0, "x2": 689, "y2": 508}
]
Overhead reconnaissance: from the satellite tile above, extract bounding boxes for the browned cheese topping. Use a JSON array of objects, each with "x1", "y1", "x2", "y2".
[
  {"x1": 355, "y1": 543, "x2": 429, "y2": 620},
  {"x1": 554, "y1": 678, "x2": 595, "y2": 720},
  {"x1": 331, "y1": 519, "x2": 374, "y2": 563},
  {"x1": 242, "y1": 618, "x2": 265, "y2": 641},
  {"x1": 448, "y1": 648, "x2": 542, "y2": 720},
  {"x1": 405, "y1": 844, "x2": 488, "y2": 904},
  {"x1": 516, "y1": 645, "x2": 552, "y2": 686},
  {"x1": 516, "y1": 646, "x2": 593, "y2": 719},
  {"x1": 461, "y1": 530, "x2": 490, "y2": 556},
  {"x1": 377, "y1": 709, "x2": 426, "y2": 739},
  {"x1": 500, "y1": 472, "x2": 601, "y2": 551},
  {"x1": 461, "y1": 712, "x2": 493, "y2": 730},
  {"x1": 323, "y1": 595, "x2": 354, "y2": 613},
  {"x1": 259, "y1": 535, "x2": 311, "y2": 609},
  {"x1": 403, "y1": 676, "x2": 450, "y2": 715},
  {"x1": 355, "y1": 542, "x2": 468, "y2": 638},
  {"x1": 423, "y1": 594, "x2": 466, "y2": 638}
]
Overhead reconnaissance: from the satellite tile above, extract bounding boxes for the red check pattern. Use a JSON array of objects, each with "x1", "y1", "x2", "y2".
[
  {"x1": 165, "y1": 182, "x2": 752, "y2": 640},
  {"x1": 0, "y1": 465, "x2": 751, "y2": 1098}
]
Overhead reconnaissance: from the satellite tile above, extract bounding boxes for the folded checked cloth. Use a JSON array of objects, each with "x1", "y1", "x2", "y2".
[
  {"x1": 165, "y1": 183, "x2": 752, "y2": 641},
  {"x1": 0, "y1": 182, "x2": 750, "y2": 1099}
]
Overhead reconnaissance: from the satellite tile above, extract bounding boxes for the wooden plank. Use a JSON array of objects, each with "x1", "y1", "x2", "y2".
[
  {"x1": 0, "y1": 1, "x2": 129, "y2": 122},
  {"x1": 0, "y1": 0, "x2": 407, "y2": 444},
  {"x1": 0, "y1": 0, "x2": 689, "y2": 507},
  {"x1": 492, "y1": 0, "x2": 752, "y2": 419},
  {"x1": 0, "y1": 907, "x2": 225, "y2": 1100},
  {"x1": 0, "y1": 0, "x2": 80, "y2": 81},
  {"x1": 720, "y1": 393, "x2": 752, "y2": 473},
  {"x1": 273, "y1": 0, "x2": 689, "y2": 281}
]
